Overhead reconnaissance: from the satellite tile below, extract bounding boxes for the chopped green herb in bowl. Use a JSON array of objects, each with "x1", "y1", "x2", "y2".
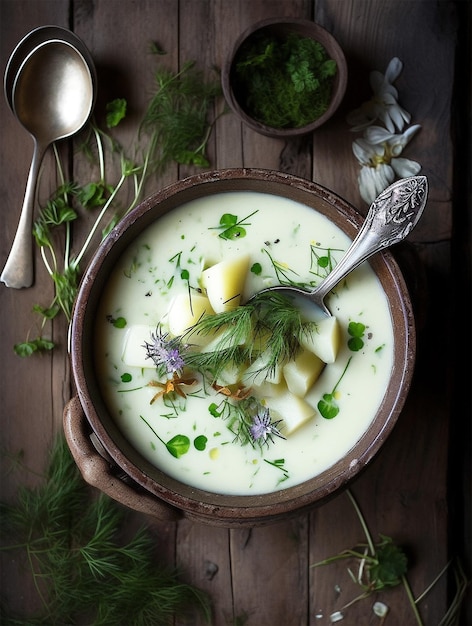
[{"x1": 222, "y1": 18, "x2": 347, "y2": 137}]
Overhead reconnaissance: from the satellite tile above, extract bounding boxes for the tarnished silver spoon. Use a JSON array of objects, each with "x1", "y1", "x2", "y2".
[
  {"x1": 253, "y1": 176, "x2": 428, "y2": 319},
  {"x1": 1, "y1": 34, "x2": 95, "y2": 288}
]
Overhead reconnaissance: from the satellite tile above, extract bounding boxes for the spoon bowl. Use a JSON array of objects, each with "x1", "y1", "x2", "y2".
[
  {"x1": 252, "y1": 176, "x2": 428, "y2": 320},
  {"x1": 1, "y1": 29, "x2": 95, "y2": 288},
  {"x1": 4, "y1": 25, "x2": 96, "y2": 111}
]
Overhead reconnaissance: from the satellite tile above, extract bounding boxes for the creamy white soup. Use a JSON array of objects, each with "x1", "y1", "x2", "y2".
[{"x1": 94, "y1": 191, "x2": 394, "y2": 495}]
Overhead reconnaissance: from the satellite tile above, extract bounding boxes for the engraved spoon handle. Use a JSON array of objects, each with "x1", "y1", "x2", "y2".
[{"x1": 310, "y1": 176, "x2": 428, "y2": 303}]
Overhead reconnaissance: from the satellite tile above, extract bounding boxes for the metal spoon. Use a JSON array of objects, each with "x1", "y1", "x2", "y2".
[
  {"x1": 4, "y1": 25, "x2": 97, "y2": 111},
  {"x1": 1, "y1": 34, "x2": 95, "y2": 288},
  {"x1": 253, "y1": 176, "x2": 428, "y2": 319}
]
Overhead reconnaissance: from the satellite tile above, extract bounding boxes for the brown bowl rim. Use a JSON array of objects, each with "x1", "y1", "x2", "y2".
[
  {"x1": 221, "y1": 17, "x2": 348, "y2": 137},
  {"x1": 70, "y1": 168, "x2": 415, "y2": 523}
]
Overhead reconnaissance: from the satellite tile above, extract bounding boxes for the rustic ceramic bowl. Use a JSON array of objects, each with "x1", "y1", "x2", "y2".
[
  {"x1": 221, "y1": 18, "x2": 348, "y2": 137},
  {"x1": 64, "y1": 169, "x2": 415, "y2": 527}
]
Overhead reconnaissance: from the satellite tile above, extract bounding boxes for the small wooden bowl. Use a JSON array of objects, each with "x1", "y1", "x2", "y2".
[{"x1": 221, "y1": 18, "x2": 348, "y2": 138}]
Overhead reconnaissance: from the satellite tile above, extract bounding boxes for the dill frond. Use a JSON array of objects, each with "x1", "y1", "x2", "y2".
[
  {"x1": 181, "y1": 292, "x2": 306, "y2": 384},
  {"x1": 0, "y1": 436, "x2": 211, "y2": 625},
  {"x1": 141, "y1": 60, "x2": 221, "y2": 170},
  {"x1": 252, "y1": 292, "x2": 304, "y2": 372}
]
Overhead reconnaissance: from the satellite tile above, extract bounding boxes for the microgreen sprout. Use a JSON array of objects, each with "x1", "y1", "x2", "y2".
[
  {"x1": 309, "y1": 244, "x2": 343, "y2": 280},
  {"x1": 209, "y1": 210, "x2": 258, "y2": 240},
  {"x1": 261, "y1": 248, "x2": 304, "y2": 287},
  {"x1": 317, "y1": 357, "x2": 352, "y2": 419},
  {"x1": 264, "y1": 458, "x2": 290, "y2": 484},
  {"x1": 348, "y1": 321, "x2": 366, "y2": 351},
  {"x1": 140, "y1": 415, "x2": 191, "y2": 459}
]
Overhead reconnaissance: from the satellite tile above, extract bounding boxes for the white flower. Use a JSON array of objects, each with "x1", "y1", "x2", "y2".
[
  {"x1": 346, "y1": 57, "x2": 411, "y2": 133},
  {"x1": 352, "y1": 125, "x2": 422, "y2": 204}
]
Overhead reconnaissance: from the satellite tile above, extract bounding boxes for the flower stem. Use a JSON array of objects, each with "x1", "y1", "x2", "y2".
[
  {"x1": 402, "y1": 574, "x2": 424, "y2": 626},
  {"x1": 346, "y1": 488, "x2": 376, "y2": 557}
]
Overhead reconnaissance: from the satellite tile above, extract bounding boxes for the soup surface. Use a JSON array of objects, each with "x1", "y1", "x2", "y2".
[{"x1": 94, "y1": 191, "x2": 394, "y2": 495}]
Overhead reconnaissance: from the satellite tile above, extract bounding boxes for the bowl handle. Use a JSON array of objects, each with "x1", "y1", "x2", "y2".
[{"x1": 63, "y1": 395, "x2": 182, "y2": 522}]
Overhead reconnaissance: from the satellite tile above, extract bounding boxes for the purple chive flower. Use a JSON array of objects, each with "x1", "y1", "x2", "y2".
[
  {"x1": 249, "y1": 408, "x2": 285, "y2": 446},
  {"x1": 144, "y1": 327, "x2": 186, "y2": 375}
]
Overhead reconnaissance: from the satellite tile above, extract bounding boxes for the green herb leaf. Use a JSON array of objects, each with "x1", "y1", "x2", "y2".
[
  {"x1": 107, "y1": 315, "x2": 127, "y2": 329},
  {"x1": 317, "y1": 357, "x2": 352, "y2": 419},
  {"x1": 317, "y1": 393, "x2": 340, "y2": 419},
  {"x1": 194, "y1": 435, "x2": 208, "y2": 451},
  {"x1": 209, "y1": 403, "x2": 221, "y2": 417},
  {"x1": 32, "y1": 303, "x2": 60, "y2": 320},
  {"x1": 106, "y1": 98, "x2": 127, "y2": 128},
  {"x1": 368, "y1": 535, "x2": 408, "y2": 588},
  {"x1": 166, "y1": 434, "x2": 191, "y2": 458},
  {"x1": 13, "y1": 337, "x2": 55, "y2": 357},
  {"x1": 78, "y1": 181, "x2": 113, "y2": 208},
  {"x1": 348, "y1": 321, "x2": 366, "y2": 351},
  {"x1": 211, "y1": 210, "x2": 258, "y2": 240}
]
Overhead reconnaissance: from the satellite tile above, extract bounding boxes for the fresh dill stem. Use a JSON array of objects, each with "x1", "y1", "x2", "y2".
[{"x1": 0, "y1": 436, "x2": 211, "y2": 625}]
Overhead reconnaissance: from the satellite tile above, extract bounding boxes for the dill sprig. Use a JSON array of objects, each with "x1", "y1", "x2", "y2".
[
  {"x1": 252, "y1": 292, "x2": 305, "y2": 375},
  {"x1": 140, "y1": 60, "x2": 222, "y2": 169},
  {"x1": 0, "y1": 437, "x2": 211, "y2": 625},
  {"x1": 183, "y1": 292, "x2": 307, "y2": 383}
]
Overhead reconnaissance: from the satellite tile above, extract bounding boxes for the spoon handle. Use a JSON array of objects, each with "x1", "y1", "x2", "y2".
[
  {"x1": 312, "y1": 176, "x2": 428, "y2": 300},
  {"x1": 1, "y1": 140, "x2": 46, "y2": 288}
]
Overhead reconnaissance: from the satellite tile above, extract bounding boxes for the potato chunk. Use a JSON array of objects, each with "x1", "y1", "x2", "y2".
[
  {"x1": 121, "y1": 325, "x2": 154, "y2": 367},
  {"x1": 242, "y1": 350, "x2": 283, "y2": 387},
  {"x1": 202, "y1": 254, "x2": 250, "y2": 313},
  {"x1": 167, "y1": 293, "x2": 214, "y2": 345},
  {"x1": 266, "y1": 390, "x2": 316, "y2": 435},
  {"x1": 282, "y1": 349, "x2": 324, "y2": 398},
  {"x1": 300, "y1": 316, "x2": 341, "y2": 364}
]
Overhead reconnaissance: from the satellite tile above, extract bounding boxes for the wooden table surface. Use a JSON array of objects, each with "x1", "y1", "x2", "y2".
[{"x1": 1, "y1": 1, "x2": 470, "y2": 624}]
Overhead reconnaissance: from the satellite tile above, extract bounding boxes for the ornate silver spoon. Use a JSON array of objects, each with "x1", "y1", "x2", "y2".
[{"x1": 252, "y1": 176, "x2": 428, "y2": 319}]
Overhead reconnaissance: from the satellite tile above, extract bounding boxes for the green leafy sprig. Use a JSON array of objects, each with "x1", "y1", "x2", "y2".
[
  {"x1": 140, "y1": 60, "x2": 222, "y2": 168},
  {"x1": 311, "y1": 489, "x2": 469, "y2": 625},
  {"x1": 0, "y1": 437, "x2": 211, "y2": 625}
]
